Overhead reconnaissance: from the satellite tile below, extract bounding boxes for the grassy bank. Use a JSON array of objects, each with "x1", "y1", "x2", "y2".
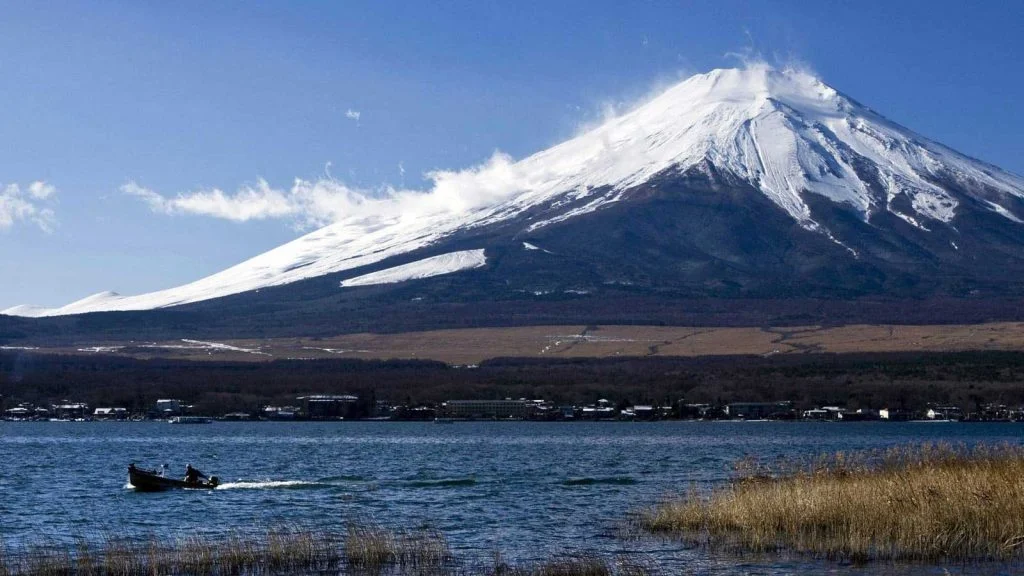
[
  {"x1": 0, "y1": 524, "x2": 649, "y2": 575},
  {"x1": 641, "y1": 443, "x2": 1024, "y2": 563}
]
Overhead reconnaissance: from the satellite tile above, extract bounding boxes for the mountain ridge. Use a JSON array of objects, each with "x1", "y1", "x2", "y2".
[{"x1": 6, "y1": 64, "x2": 1024, "y2": 320}]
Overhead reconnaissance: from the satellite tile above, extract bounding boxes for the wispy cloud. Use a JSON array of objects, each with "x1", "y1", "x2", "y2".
[
  {"x1": 122, "y1": 151, "x2": 527, "y2": 230},
  {"x1": 0, "y1": 181, "x2": 58, "y2": 233},
  {"x1": 122, "y1": 181, "x2": 296, "y2": 222},
  {"x1": 345, "y1": 108, "x2": 361, "y2": 122}
]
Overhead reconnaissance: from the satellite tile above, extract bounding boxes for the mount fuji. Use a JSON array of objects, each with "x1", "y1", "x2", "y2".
[{"x1": 6, "y1": 65, "x2": 1024, "y2": 336}]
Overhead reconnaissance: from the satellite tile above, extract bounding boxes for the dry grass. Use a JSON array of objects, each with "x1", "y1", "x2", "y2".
[
  {"x1": 0, "y1": 527, "x2": 350, "y2": 575},
  {"x1": 344, "y1": 523, "x2": 451, "y2": 569},
  {"x1": 490, "y1": 554, "x2": 651, "y2": 576},
  {"x1": 642, "y1": 443, "x2": 1024, "y2": 563},
  {"x1": 0, "y1": 526, "x2": 649, "y2": 575},
  {"x1": 49, "y1": 321, "x2": 1024, "y2": 364}
]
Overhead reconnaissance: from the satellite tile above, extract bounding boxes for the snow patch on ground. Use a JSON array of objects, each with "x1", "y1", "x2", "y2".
[
  {"x1": 170, "y1": 339, "x2": 270, "y2": 356},
  {"x1": 522, "y1": 242, "x2": 552, "y2": 254},
  {"x1": 340, "y1": 249, "x2": 487, "y2": 287},
  {"x1": 301, "y1": 347, "x2": 372, "y2": 354},
  {"x1": 77, "y1": 346, "x2": 125, "y2": 353},
  {"x1": 983, "y1": 200, "x2": 1024, "y2": 223}
]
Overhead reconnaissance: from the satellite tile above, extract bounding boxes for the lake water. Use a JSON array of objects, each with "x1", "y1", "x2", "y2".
[{"x1": 1, "y1": 421, "x2": 1022, "y2": 574}]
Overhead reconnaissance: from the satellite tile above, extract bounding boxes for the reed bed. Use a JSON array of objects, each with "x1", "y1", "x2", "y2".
[
  {"x1": 490, "y1": 554, "x2": 651, "y2": 576},
  {"x1": 344, "y1": 523, "x2": 451, "y2": 569},
  {"x1": 641, "y1": 442, "x2": 1024, "y2": 563},
  {"x1": 0, "y1": 528, "x2": 649, "y2": 576},
  {"x1": 0, "y1": 524, "x2": 448, "y2": 575}
]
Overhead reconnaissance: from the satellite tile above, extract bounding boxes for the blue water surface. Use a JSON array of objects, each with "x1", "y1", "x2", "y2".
[{"x1": 1, "y1": 421, "x2": 1021, "y2": 574}]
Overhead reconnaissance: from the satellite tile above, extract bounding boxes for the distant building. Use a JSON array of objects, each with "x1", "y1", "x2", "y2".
[
  {"x1": 4, "y1": 407, "x2": 31, "y2": 419},
  {"x1": 678, "y1": 403, "x2": 720, "y2": 419},
  {"x1": 52, "y1": 402, "x2": 89, "y2": 419},
  {"x1": 622, "y1": 405, "x2": 656, "y2": 420},
  {"x1": 155, "y1": 399, "x2": 183, "y2": 416},
  {"x1": 725, "y1": 401, "x2": 794, "y2": 420},
  {"x1": 222, "y1": 412, "x2": 253, "y2": 421},
  {"x1": 444, "y1": 399, "x2": 534, "y2": 420},
  {"x1": 263, "y1": 406, "x2": 299, "y2": 420},
  {"x1": 390, "y1": 405, "x2": 436, "y2": 421},
  {"x1": 803, "y1": 406, "x2": 844, "y2": 421},
  {"x1": 880, "y1": 408, "x2": 914, "y2": 421},
  {"x1": 374, "y1": 400, "x2": 394, "y2": 418},
  {"x1": 927, "y1": 406, "x2": 963, "y2": 421},
  {"x1": 297, "y1": 395, "x2": 359, "y2": 419},
  {"x1": 579, "y1": 399, "x2": 618, "y2": 420},
  {"x1": 93, "y1": 407, "x2": 128, "y2": 420},
  {"x1": 837, "y1": 409, "x2": 880, "y2": 421}
]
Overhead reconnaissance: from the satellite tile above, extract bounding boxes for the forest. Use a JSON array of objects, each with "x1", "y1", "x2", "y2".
[{"x1": 3, "y1": 350, "x2": 1024, "y2": 416}]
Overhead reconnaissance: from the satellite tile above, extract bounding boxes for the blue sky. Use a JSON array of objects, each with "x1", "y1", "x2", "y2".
[{"x1": 2, "y1": 0, "x2": 1022, "y2": 309}]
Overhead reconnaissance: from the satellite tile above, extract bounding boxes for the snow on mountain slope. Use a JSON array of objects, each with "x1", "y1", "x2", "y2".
[
  {"x1": 339, "y1": 249, "x2": 487, "y2": 287},
  {"x1": 6, "y1": 64, "x2": 1024, "y2": 318}
]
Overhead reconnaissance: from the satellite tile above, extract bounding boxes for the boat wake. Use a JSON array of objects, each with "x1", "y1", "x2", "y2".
[{"x1": 215, "y1": 480, "x2": 323, "y2": 490}]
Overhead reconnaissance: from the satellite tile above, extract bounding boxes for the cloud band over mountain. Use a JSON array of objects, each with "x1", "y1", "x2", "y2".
[{"x1": 121, "y1": 151, "x2": 529, "y2": 229}]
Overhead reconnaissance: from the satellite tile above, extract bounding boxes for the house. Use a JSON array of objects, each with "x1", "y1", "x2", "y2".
[
  {"x1": 725, "y1": 401, "x2": 794, "y2": 420},
  {"x1": 297, "y1": 394, "x2": 359, "y2": 419},
  {"x1": 443, "y1": 399, "x2": 535, "y2": 420},
  {"x1": 926, "y1": 406, "x2": 963, "y2": 421},
  {"x1": 93, "y1": 407, "x2": 128, "y2": 420},
  {"x1": 155, "y1": 399, "x2": 184, "y2": 416},
  {"x1": 802, "y1": 406, "x2": 844, "y2": 421},
  {"x1": 262, "y1": 406, "x2": 299, "y2": 420},
  {"x1": 4, "y1": 406, "x2": 31, "y2": 420},
  {"x1": 838, "y1": 409, "x2": 880, "y2": 421},
  {"x1": 880, "y1": 408, "x2": 914, "y2": 421},
  {"x1": 678, "y1": 403, "x2": 722, "y2": 419},
  {"x1": 52, "y1": 402, "x2": 89, "y2": 419}
]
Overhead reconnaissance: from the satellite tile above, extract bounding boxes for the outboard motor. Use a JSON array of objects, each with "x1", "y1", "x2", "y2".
[{"x1": 209, "y1": 476, "x2": 220, "y2": 488}]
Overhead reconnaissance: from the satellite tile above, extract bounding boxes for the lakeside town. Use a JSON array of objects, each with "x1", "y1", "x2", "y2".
[{"x1": 3, "y1": 394, "x2": 1024, "y2": 423}]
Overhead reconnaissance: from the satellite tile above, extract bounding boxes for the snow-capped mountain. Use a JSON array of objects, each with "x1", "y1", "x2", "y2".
[{"x1": 7, "y1": 64, "x2": 1024, "y2": 319}]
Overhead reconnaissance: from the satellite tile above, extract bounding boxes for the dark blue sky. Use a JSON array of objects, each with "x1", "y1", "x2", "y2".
[{"x1": 2, "y1": 1, "x2": 1022, "y2": 308}]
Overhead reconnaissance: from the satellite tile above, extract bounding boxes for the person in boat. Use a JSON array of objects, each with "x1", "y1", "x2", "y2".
[{"x1": 184, "y1": 464, "x2": 207, "y2": 485}]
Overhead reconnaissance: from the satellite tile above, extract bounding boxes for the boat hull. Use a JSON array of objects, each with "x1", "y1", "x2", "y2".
[{"x1": 128, "y1": 466, "x2": 219, "y2": 491}]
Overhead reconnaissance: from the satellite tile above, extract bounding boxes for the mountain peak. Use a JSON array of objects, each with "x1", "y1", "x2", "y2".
[
  {"x1": 6, "y1": 66, "x2": 1024, "y2": 318},
  {"x1": 667, "y1": 65, "x2": 839, "y2": 109}
]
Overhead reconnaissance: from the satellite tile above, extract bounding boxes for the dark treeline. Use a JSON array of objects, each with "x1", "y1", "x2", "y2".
[{"x1": 3, "y1": 350, "x2": 1024, "y2": 416}]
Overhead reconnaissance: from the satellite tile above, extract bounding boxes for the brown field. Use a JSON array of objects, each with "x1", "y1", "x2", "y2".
[{"x1": 14, "y1": 322, "x2": 1024, "y2": 364}]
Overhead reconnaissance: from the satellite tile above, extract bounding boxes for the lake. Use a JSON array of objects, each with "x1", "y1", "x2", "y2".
[{"x1": 1, "y1": 421, "x2": 1021, "y2": 574}]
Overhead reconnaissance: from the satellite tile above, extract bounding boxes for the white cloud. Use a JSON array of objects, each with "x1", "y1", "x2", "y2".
[
  {"x1": 27, "y1": 181, "x2": 57, "y2": 200},
  {"x1": 123, "y1": 151, "x2": 528, "y2": 230},
  {"x1": 0, "y1": 181, "x2": 58, "y2": 233},
  {"x1": 122, "y1": 180, "x2": 297, "y2": 223},
  {"x1": 345, "y1": 109, "x2": 361, "y2": 121}
]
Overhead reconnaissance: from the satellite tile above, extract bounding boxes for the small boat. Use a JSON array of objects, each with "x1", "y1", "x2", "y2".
[{"x1": 128, "y1": 464, "x2": 219, "y2": 491}]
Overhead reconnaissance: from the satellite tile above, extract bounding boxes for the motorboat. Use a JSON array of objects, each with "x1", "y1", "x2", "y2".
[{"x1": 128, "y1": 464, "x2": 219, "y2": 491}]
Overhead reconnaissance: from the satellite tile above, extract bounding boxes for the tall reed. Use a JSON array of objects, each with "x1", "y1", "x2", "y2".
[
  {"x1": 344, "y1": 523, "x2": 451, "y2": 568},
  {"x1": 642, "y1": 442, "x2": 1024, "y2": 563}
]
